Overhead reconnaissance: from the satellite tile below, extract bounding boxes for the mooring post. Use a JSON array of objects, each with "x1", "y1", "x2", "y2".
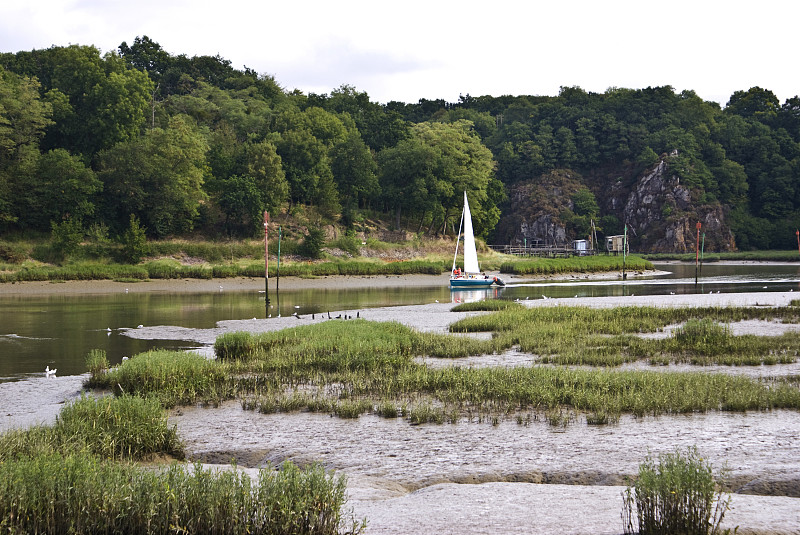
[
  {"x1": 695, "y1": 221, "x2": 701, "y2": 287},
  {"x1": 264, "y1": 211, "x2": 270, "y2": 313}
]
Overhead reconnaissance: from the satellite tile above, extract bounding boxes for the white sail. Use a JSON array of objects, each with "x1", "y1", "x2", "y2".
[{"x1": 462, "y1": 191, "x2": 480, "y2": 274}]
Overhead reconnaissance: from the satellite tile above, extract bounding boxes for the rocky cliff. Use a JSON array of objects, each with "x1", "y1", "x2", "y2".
[{"x1": 495, "y1": 155, "x2": 737, "y2": 253}]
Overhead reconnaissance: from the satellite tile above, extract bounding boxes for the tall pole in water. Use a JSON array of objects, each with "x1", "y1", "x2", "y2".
[
  {"x1": 622, "y1": 224, "x2": 627, "y2": 280},
  {"x1": 700, "y1": 232, "x2": 705, "y2": 279},
  {"x1": 264, "y1": 211, "x2": 269, "y2": 315},
  {"x1": 277, "y1": 226, "x2": 282, "y2": 293},
  {"x1": 695, "y1": 221, "x2": 701, "y2": 286},
  {"x1": 796, "y1": 229, "x2": 799, "y2": 257}
]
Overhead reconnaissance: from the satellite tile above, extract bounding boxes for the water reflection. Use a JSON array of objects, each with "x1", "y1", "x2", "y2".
[{"x1": 450, "y1": 287, "x2": 504, "y2": 304}]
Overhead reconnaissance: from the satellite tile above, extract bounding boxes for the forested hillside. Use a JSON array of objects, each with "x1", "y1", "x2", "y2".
[{"x1": 1, "y1": 36, "x2": 798, "y2": 252}]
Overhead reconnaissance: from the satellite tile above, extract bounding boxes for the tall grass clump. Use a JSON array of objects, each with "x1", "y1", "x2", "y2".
[
  {"x1": 90, "y1": 350, "x2": 232, "y2": 408},
  {"x1": 84, "y1": 348, "x2": 109, "y2": 384},
  {"x1": 0, "y1": 395, "x2": 183, "y2": 462},
  {"x1": 622, "y1": 447, "x2": 732, "y2": 535},
  {"x1": 0, "y1": 455, "x2": 365, "y2": 535},
  {"x1": 674, "y1": 319, "x2": 732, "y2": 346},
  {"x1": 55, "y1": 394, "x2": 184, "y2": 460}
]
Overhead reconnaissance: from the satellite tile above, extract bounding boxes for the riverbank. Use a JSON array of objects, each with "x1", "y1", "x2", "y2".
[{"x1": 0, "y1": 267, "x2": 662, "y2": 295}]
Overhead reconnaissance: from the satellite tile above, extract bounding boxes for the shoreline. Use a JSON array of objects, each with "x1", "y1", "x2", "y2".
[{"x1": 0, "y1": 268, "x2": 664, "y2": 295}]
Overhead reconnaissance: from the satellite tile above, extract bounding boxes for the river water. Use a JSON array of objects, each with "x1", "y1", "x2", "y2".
[{"x1": 1, "y1": 263, "x2": 799, "y2": 534}]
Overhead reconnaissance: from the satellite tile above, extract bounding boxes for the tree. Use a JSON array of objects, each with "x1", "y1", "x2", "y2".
[
  {"x1": 0, "y1": 66, "x2": 53, "y2": 227},
  {"x1": 275, "y1": 128, "x2": 331, "y2": 206},
  {"x1": 119, "y1": 214, "x2": 149, "y2": 263},
  {"x1": 379, "y1": 120, "x2": 497, "y2": 236},
  {"x1": 725, "y1": 86, "x2": 780, "y2": 120},
  {"x1": 245, "y1": 140, "x2": 288, "y2": 215},
  {"x1": 97, "y1": 115, "x2": 208, "y2": 237},
  {"x1": 330, "y1": 129, "x2": 379, "y2": 209},
  {"x1": 17, "y1": 149, "x2": 101, "y2": 231},
  {"x1": 216, "y1": 174, "x2": 263, "y2": 236}
]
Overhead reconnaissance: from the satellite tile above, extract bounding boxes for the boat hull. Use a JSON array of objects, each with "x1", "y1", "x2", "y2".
[{"x1": 449, "y1": 278, "x2": 496, "y2": 289}]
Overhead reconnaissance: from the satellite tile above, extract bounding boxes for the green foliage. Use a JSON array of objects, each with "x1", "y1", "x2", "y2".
[
  {"x1": 300, "y1": 228, "x2": 326, "y2": 259},
  {"x1": 91, "y1": 349, "x2": 232, "y2": 408},
  {"x1": 50, "y1": 216, "x2": 83, "y2": 262},
  {"x1": 500, "y1": 255, "x2": 652, "y2": 275},
  {"x1": 0, "y1": 394, "x2": 182, "y2": 462},
  {"x1": 0, "y1": 455, "x2": 363, "y2": 535},
  {"x1": 85, "y1": 349, "x2": 109, "y2": 380},
  {"x1": 622, "y1": 447, "x2": 731, "y2": 535},
  {"x1": 4, "y1": 39, "x2": 800, "y2": 250},
  {"x1": 119, "y1": 214, "x2": 149, "y2": 263}
]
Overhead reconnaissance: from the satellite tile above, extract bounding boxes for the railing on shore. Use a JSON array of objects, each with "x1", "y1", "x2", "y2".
[{"x1": 488, "y1": 244, "x2": 599, "y2": 258}]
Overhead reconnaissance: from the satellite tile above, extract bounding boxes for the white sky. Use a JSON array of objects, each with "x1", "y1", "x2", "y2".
[{"x1": 1, "y1": 0, "x2": 797, "y2": 106}]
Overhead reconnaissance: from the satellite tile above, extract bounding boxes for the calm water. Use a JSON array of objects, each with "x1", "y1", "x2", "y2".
[{"x1": 2, "y1": 262, "x2": 800, "y2": 382}]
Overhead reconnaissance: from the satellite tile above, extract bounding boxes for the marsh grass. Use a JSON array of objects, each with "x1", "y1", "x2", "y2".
[
  {"x1": 209, "y1": 316, "x2": 800, "y2": 426},
  {"x1": 0, "y1": 395, "x2": 183, "y2": 462},
  {"x1": 90, "y1": 349, "x2": 233, "y2": 407},
  {"x1": 0, "y1": 455, "x2": 364, "y2": 535},
  {"x1": 451, "y1": 305, "x2": 800, "y2": 367},
  {"x1": 499, "y1": 255, "x2": 652, "y2": 275},
  {"x1": 622, "y1": 447, "x2": 731, "y2": 535},
  {"x1": 81, "y1": 305, "x2": 800, "y2": 427}
]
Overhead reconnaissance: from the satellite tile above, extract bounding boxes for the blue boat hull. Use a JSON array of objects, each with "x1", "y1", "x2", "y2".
[{"x1": 449, "y1": 277, "x2": 497, "y2": 289}]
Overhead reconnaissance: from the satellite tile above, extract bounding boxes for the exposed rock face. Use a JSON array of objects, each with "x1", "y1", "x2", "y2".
[
  {"x1": 496, "y1": 156, "x2": 737, "y2": 253},
  {"x1": 494, "y1": 170, "x2": 582, "y2": 246},
  {"x1": 621, "y1": 156, "x2": 735, "y2": 252}
]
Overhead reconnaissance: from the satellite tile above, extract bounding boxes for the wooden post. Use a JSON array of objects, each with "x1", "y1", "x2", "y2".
[
  {"x1": 277, "y1": 226, "x2": 282, "y2": 293},
  {"x1": 695, "y1": 221, "x2": 701, "y2": 286},
  {"x1": 264, "y1": 211, "x2": 269, "y2": 315},
  {"x1": 700, "y1": 232, "x2": 705, "y2": 279},
  {"x1": 622, "y1": 224, "x2": 627, "y2": 280}
]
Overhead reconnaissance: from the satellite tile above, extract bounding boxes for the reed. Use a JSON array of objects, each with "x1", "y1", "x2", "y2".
[
  {"x1": 499, "y1": 255, "x2": 652, "y2": 275},
  {"x1": 0, "y1": 454, "x2": 364, "y2": 535},
  {"x1": 218, "y1": 315, "x2": 800, "y2": 425},
  {"x1": 0, "y1": 395, "x2": 183, "y2": 462},
  {"x1": 622, "y1": 447, "x2": 731, "y2": 535},
  {"x1": 91, "y1": 349, "x2": 233, "y2": 408}
]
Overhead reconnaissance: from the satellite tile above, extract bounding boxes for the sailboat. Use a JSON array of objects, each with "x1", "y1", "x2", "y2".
[{"x1": 450, "y1": 191, "x2": 504, "y2": 289}]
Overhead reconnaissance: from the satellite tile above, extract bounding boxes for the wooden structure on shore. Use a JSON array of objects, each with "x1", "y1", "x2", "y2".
[{"x1": 488, "y1": 244, "x2": 598, "y2": 258}]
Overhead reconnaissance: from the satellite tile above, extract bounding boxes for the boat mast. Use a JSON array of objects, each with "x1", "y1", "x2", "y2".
[{"x1": 452, "y1": 199, "x2": 465, "y2": 273}]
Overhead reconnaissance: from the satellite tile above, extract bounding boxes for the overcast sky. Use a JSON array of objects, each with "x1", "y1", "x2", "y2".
[{"x1": 1, "y1": 0, "x2": 797, "y2": 106}]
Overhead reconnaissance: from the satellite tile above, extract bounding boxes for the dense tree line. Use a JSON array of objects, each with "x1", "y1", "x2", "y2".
[{"x1": 1, "y1": 36, "x2": 798, "y2": 250}]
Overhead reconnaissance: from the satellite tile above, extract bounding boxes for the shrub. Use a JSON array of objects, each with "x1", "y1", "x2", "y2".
[
  {"x1": 300, "y1": 228, "x2": 326, "y2": 259},
  {"x1": 622, "y1": 447, "x2": 732, "y2": 535},
  {"x1": 118, "y1": 214, "x2": 149, "y2": 264},
  {"x1": 50, "y1": 217, "x2": 84, "y2": 262}
]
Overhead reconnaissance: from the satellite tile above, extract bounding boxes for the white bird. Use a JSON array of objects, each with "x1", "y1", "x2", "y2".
[
  {"x1": 125, "y1": 288, "x2": 129, "y2": 293},
  {"x1": 542, "y1": 295, "x2": 548, "y2": 300},
  {"x1": 45, "y1": 365, "x2": 56, "y2": 377},
  {"x1": 435, "y1": 300, "x2": 439, "y2": 303},
  {"x1": 122, "y1": 356, "x2": 129, "y2": 361},
  {"x1": 137, "y1": 324, "x2": 143, "y2": 328},
  {"x1": 294, "y1": 305, "x2": 300, "y2": 309},
  {"x1": 763, "y1": 286, "x2": 768, "y2": 289},
  {"x1": 106, "y1": 327, "x2": 111, "y2": 331}
]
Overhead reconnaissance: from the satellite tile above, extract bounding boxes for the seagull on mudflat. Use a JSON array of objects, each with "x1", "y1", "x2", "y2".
[{"x1": 45, "y1": 365, "x2": 56, "y2": 377}]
